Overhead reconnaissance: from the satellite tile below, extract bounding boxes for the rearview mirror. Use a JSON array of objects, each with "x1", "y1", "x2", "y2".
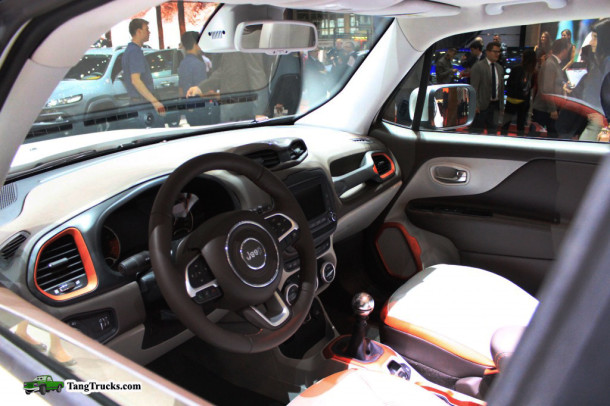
[
  {"x1": 410, "y1": 84, "x2": 476, "y2": 130},
  {"x1": 234, "y1": 21, "x2": 317, "y2": 55}
]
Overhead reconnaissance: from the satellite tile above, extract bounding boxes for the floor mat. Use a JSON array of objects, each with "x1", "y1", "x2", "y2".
[{"x1": 147, "y1": 339, "x2": 283, "y2": 406}]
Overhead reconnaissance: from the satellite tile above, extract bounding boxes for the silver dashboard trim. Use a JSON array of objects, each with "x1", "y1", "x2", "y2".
[
  {"x1": 184, "y1": 256, "x2": 218, "y2": 299},
  {"x1": 249, "y1": 291, "x2": 290, "y2": 328},
  {"x1": 264, "y1": 212, "x2": 299, "y2": 243}
]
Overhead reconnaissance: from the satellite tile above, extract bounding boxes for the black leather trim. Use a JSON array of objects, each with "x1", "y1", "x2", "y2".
[{"x1": 380, "y1": 324, "x2": 489, "y2": 378}]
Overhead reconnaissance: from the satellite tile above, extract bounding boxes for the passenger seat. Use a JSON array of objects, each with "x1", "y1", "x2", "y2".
[{"x1": 380, "y1": 264, "x2": 538, "y2": 393}]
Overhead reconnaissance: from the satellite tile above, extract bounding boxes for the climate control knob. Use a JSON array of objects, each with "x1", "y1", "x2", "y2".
[
  {"x1": 284, "y1": 283, "x2": 300, "y2": 306},
  {"x1": 319, "y1": 262, "x2": 336, "y2": 284}
]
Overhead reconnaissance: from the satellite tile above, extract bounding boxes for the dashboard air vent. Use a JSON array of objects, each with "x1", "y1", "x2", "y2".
[
  {"x1": 289, "y1": 140, "x2": 307, "y2": 160},
  {"x1": 0, "y1": 232, "x2": 29, "y2": 265},
  {"x1": 35, "y1": 229, "x2": 96, "y2": 299},
  {"x1": 372, "y1": 153, "x2": 396, "y2": 179},
  {"x1": 245, "y1": 149, "x2": 281, "y2": 168}
]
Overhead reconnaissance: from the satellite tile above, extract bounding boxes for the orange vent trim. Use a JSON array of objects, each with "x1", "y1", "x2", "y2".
[
  {"x1": 372, "y1": 152, "x2": 396, "y2": 179},
  {"x1": 34, "y1": 227, "x2": 98, "y2": 301}
]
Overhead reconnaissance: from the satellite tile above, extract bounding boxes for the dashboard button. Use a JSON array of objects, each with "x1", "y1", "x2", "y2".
[
  {"x1": 187, "y1": 258, "x2": 214, "y2": 288},
  {"x1": 320, "y1": 262, "x2": 336, "y2": 284},
  {"x1": 283, "y1": 283, "x2": 300, "y2": 306},
  {"x1": 266, "y1": 215, "x2": 292, "y2": 236},
  {"x1": 194, "y1": 285, "x2": 222, "y2": 304}
]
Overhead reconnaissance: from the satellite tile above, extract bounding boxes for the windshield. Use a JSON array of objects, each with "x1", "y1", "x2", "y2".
[
  {"x1": 11, "y1": 1, "x2": 391, "y2": 176},
  {"x1": 64, "y1": 54, "x2": 112, "y2": 80}
]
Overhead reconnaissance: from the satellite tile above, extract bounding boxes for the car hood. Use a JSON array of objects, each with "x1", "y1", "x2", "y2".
[{"x1": 46, "y1": 77, "x2": 107, "y2": 104}]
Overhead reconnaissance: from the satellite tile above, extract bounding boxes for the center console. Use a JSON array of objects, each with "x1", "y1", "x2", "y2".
[
  {"x1": 280, "y1": 169, "x2": 337, "y2": 307},
  {"x1": 322, "y1": 292, "x2": 486, "y2": 406},
  {"x1": 323, "y1": 336, "x2": 486, "y2": 406},
  {"x1": 271, "y1": 169, "x2": 338, "y2": 359},
  {"x1": 285, "y1": 169, "x2": 337, "y2": 244}
]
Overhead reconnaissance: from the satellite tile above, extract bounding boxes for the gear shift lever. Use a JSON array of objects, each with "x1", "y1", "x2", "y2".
[{"x1": 346, "y1": 292, "x2": 375, "y2": 360}]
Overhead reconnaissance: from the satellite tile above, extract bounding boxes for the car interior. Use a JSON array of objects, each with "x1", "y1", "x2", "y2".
[{"x1": 0, "y1": 0, "x2": 609, "y2": 405}]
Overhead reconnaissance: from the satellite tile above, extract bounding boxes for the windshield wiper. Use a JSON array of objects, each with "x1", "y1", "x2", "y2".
[{"x1": 7, "y1": 150, "x2": 100, "y2": 182}]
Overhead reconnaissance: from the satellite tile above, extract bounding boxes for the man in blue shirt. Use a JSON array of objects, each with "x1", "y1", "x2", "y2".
[
  {"x1": 122, "y1": 18, "x2": 165, "y2": 115},
  {"x1": 178, "y1": 31, "x2": 207, "y2": 98}
]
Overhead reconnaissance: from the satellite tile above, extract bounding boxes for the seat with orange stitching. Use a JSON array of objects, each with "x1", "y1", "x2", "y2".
[{"x1": 380, "y1": 264, "x2": 538, "y2": 386}]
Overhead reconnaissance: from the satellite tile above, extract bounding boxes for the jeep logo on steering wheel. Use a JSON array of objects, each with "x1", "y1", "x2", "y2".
[{"x1": 240, "y1": 238, "x2": 267, "y2": 270}]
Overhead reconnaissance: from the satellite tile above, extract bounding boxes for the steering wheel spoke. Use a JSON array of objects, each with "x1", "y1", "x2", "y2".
[
  {"x1": 185, "y1": 255, "x2": 223, "y2": 305},
  {"x1": 241, "y1": 291, "x2": 291, "y2": 330},
  {"x1": 265, "y1": 212, "x2": 300, "y2": 250}
]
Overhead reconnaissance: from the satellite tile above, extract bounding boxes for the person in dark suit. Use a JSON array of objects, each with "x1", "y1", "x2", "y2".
[
  {"x1": 501, "y1": 49, "x2": 537, "y2": 136},
  {"x1": 532, "y1": 37, "x2": 572, "y2": 138},
  {"x1": 460, "y1": 41, "x2": 484, "y2": 83},
  {"x1": 493, "y1": 33, "x2": 508, "y2": 67},
  {"x1": 436, "y1": 48, "x2": 457, "y2": 84},
  {"x1": 470, "y1": 41, "x2": 504, "y2": 134}
]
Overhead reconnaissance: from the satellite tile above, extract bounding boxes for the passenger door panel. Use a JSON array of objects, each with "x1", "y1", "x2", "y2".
[{"x1": 372, "y1": 125, "x2": 607, "y2": 294}]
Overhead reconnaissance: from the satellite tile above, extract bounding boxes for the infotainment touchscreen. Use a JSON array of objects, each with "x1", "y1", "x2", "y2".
[{"x1": 293, "y1": 183, "x2": 326, "y2": 221}]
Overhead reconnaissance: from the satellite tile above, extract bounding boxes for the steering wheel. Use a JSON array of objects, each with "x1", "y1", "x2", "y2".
[{"x1": 149, "y1": 152, "x2": 317, "y2": 353}]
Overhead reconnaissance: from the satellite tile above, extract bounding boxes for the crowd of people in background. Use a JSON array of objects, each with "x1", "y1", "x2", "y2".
[
  {"x1": 122, "y1": 15, "x2": 367, "y2": 125},
  {"x1": 438, "y1": 19, "x2": 610, "y2": 141},
  {"x1": 119, "y1": 16, "x2": 609, "y2": 141}
]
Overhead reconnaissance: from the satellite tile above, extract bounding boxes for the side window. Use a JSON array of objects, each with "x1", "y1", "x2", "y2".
[
  {"x1": 111, "y1": 54, "x2": 123, "y2": 82},
  {"x1": 383, "y1": 18, "x2": 610, "y2": 143},
  {"x1": 148, "y1": 51, "x2": 174, "y2": 78},
  {"x1": 381, "y1": 55, "x2": 425, "y2": 126}
]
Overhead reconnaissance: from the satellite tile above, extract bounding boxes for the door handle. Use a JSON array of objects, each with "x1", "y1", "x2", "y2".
[{"x1": 432, "y1": 166, "x2": 468, "y2": 184}]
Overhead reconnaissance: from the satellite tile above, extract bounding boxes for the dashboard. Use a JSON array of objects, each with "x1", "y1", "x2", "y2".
[
  {"x1": 0, "y1": 125, "x2": 401, "y2": 363},
  {"x1": 101, "y1": 177, "x2": 237, "y2": 271}
]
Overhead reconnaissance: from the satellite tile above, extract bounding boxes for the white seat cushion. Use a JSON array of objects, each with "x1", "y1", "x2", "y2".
[{"x1": 382, "y1": 264, "x2": 538, "y2": 367}]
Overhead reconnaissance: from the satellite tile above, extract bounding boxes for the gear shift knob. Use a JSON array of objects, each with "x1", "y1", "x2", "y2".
[
  {"x1": 346, "y1": 292, "x2": 377, "y2": 360},
  {"x1": 352, "y1": 292, "x2": 374, "y2": 317}
]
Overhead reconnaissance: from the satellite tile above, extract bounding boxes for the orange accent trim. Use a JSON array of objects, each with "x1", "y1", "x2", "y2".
[
  {"x1": 375, "y1": 222, "x2": 423, "y2": 279},
  {"x1": 381, "y1": 304, "x2": 495, "y2": 368},
  {"x1": 372, "y1": 152, "x2": 396, "y2": 179},
  {"x1": 484, "y1": 368, "x2": 500, "y2": 375},
  {"x1": 323, "y1": 336, "x2": 487, "y2": 405},
  {"x1": 415, "y1": 383, "x2": 486, "y2": 406},
  {"x1": 34, "y1": 228, "x2": 98, "y2": 301},
  {"x1": 323, "y1": 335, "x2": 404, "y2": 372}
]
